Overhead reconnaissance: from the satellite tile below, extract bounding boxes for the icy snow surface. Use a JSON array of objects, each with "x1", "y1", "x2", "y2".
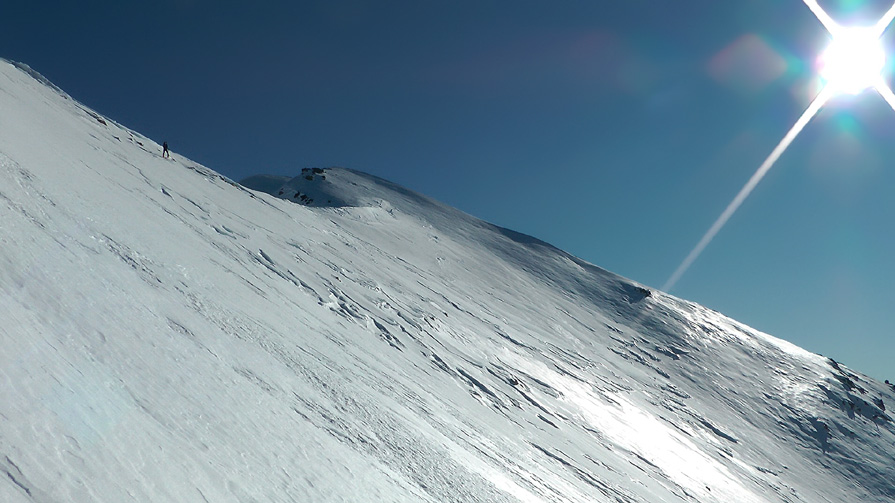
[{"x1": 1, "y1": 59, "x2": 894, "y2": 502}]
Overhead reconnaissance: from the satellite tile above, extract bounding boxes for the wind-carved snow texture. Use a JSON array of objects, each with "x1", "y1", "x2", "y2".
[{"x1": 1, "y1": 58, "x2": 894, "y2": 503}]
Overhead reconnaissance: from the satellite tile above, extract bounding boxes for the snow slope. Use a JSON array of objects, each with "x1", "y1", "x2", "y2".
[{"x1": 1, "y1": 59, "x2": 893, "y2": 502}]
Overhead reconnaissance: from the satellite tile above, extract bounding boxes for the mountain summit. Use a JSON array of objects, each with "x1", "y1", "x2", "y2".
[{"x1": 1, "y1": 59, "x2": 893, "y2": 502}]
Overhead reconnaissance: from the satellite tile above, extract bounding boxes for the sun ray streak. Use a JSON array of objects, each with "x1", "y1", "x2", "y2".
[
  {"x1": 874, "y1": 80, "x2": 895, "y2": 112},
  {"x1": 875, "y1": 2, "x2": 895, "y2": 37},
  {"x1": 663, "y1": 88, "x2": 834, "y2": 292},
  {"x1": 802, "y1": 0, "x2": 839, "y2": 34}
]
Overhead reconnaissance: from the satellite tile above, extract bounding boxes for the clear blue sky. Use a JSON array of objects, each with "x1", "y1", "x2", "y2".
[{"x1": 4, "y1": 1, "x2": 894, "y2": 381}]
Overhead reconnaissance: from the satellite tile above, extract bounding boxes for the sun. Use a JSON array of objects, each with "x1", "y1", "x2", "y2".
[
  {"x1": 819, "y1": 26, "x2": 887, "y2": 95},
  {"x1": 664, "y1": 1, "x2": 895, "y2": 292}
]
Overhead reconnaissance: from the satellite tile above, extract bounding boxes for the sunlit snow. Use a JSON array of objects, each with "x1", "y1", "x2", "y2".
[{"x1": 2, "y1": 59, "x2": 894, "y2": 502}]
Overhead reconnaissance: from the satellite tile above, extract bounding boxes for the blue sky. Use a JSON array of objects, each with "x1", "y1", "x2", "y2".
[{"x1": 4, "y1": 0, "x2": 894, "y2": 381}]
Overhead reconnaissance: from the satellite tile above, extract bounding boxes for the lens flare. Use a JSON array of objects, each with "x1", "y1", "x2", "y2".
[
  {"x1": 802, "y1": 0, "x2": 840, "y2": 33},
  {"x1": 876, "y1": 2, "x2": 895, "y2": 35},
  {"x1": 663, "y1": 88, "x2": 833, "y2": 292},
  {"x1": 819, "y1": 27, "x2": 886, "y2": 95},
  {"x1": 875, "y1": 77, "x2": 895, "y2": 112},
  {"x1": 664, "y1": 0, "x2": 895, "y2": 292}
]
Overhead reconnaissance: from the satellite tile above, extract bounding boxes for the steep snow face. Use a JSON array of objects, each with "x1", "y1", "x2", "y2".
[
  {"x1": 1, "y1": 59, "x2": 893, "y2": 503},
  {"x1": 239, "y1": 174, "x2": 292, "y2": 197}
]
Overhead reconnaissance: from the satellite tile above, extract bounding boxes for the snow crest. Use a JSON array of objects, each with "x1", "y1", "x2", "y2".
[{"x1": 2, "y1": 59, "x2": 894, "y2": 502}]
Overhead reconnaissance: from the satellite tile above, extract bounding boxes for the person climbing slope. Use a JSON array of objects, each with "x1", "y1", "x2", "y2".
[{"x1": 162, "y1": 141, "x2": 170, "y2": 159}]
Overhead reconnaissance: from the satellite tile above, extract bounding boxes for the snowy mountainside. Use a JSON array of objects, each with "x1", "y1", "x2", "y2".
[
  {"x1": 1, "y1": 58, "x2": 894, "y2": 502},
  {"x1": 239, "y1": 174, "x2": 291, "y2": 197}
]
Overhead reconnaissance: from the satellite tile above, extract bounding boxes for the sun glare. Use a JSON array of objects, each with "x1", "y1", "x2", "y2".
[
  {"x1": 663, "y1": 0, "x2": 895, "y2": 292},
  {"x1": 819, "y1": 27, "x2": 887, "y2": 94}
]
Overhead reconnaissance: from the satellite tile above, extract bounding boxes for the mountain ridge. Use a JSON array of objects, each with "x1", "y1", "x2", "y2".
[{"x1": 2, "y1": 58, "x2": 894, "y2": 502}]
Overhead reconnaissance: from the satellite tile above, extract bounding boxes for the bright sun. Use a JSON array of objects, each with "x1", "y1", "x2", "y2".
[
  {"x1": 819, "y1": 27, "x2": 887, "y2": 95},
  {"x1": 664, "y1": 2, "x2": 895, "y2": 292}
]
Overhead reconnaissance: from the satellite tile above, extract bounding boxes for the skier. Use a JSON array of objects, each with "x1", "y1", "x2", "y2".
[{"x1": 162, "y1": 141, "x2": 170, "y2": 159}]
